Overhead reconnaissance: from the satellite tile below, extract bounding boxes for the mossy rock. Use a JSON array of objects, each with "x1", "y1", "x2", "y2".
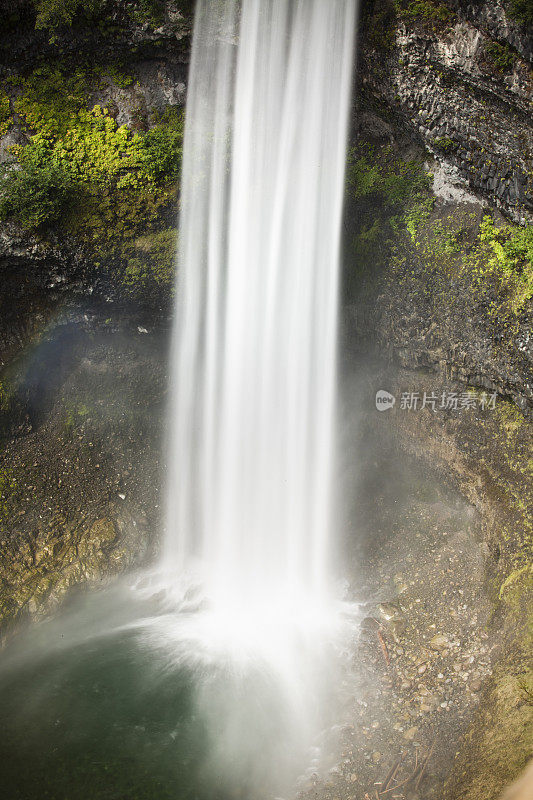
[{"x1": 444, "y1": 665, "x2": 533, "y2": 800}]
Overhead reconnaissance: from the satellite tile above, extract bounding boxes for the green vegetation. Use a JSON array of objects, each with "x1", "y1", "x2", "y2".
[
  {"x1": 471, "y1": 215, "x2": 533, "y2": 309},
  {"x1": 360, "y1": 0, "x2": 455, "y2": 52},
  {"x1": 0, "y1": 65, "x2": 183, "y2": 296},
  {"x1": 347, "y1": 146, "x2": 431, "y2": 206},
  {"x1": 344, "y1": 143, "x2": 433, "y2": 295},
  {"x1": 507, "y1": 0, "x2": 533, "y2": 27},
  {"x1": 131, "y1": 0, "x2": 165, "y2": 26},
  {"x1": 432, "y1": 136, "x2": 459, "y2": 154},
  {"x1": 31, "y1": 0, "x2": 177, "y2": 32},
  {"x1": 409, "y1": 208, "x2": 532, "y2": 315},
  {"x1": 104, "y1": 66, "x2": 134, "y2": 89},
  {"x1": 0, "y1": 90, "x2": 12, "y2": 137},
  {"x1": 361, "y1": 0, "x2": 397, "y2": 52},
  {"x1": 33, "y1": 0, "x2": 102, "y2": 31},
  {"x1": 0, "y1": 159, "x2": 75, "y2": 231},
  {"x1": 10, "y1": 66, "x2": 183, "y2": 189},
  {"x1": 123, "y1": 228, "x2": 178, "y2": 293},
  {"x1": 345, "y1": 143, "x2": 533, "y2": 316},
  {"x1": 484, "y1": 40, "x2": 517, "y2": 73},
  {"x1": 393, "y1": 0, "x2": 454, "y2": 27},
  {"x1": 0, "y1": 469, "x2": 17, "y2": 527},
  {"x1": 0, "y1": 381, "x2": 11, "y2": 413},
  {"x1": 64, "y1": 401, "x2": 92, "y2": 432},
  {"x1": 0, "y1": 65, "x2": 183, "y2": 236}
]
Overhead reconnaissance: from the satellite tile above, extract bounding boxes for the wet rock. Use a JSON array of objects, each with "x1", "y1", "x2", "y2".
[{"x1": 429, "y1": 634, "x2": 449, "y2": 650}]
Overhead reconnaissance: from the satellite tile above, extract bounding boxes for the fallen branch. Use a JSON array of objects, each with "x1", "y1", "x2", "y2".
[
  {"x1": 414, "y1": 737, "x2": 437, "y2": 791},
  {"x1": 377, "y1": 629, "x2": 390, "y2": 666},
  {"x1": 382, "y1": 758, "x2": 402, "y2": 793}
]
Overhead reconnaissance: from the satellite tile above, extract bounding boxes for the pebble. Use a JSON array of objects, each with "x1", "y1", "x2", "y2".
[
  {"x1": 469, "y1": 679, "x2": 482, "y2": 692},
  {"x1": 429, "y1": 634, "x2": 449, "y2": 650},
  {"x1": 404, "y1": 727, "x2": 418, "y2": 741},
  {"x1": 418, "y1": 664, "x2": 427, "y2": 675}
]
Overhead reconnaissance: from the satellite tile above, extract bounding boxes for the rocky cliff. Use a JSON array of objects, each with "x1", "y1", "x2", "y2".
[
  {"x1": 347, "y1": 0, "x2": 532, "y2": 417},
  {"x1": 0, "y1": 4, "x2": 531, "y2": 798},
  {"x1": 361, "y1": 0, "x2": 532, "y2": 221}
]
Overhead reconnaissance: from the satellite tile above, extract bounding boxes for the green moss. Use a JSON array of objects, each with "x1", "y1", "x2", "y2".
[
  {"x1": 361, "y1": 0, "x2": 397, "y2": 52},
  {"x1": 443, "y1": 597, "x2": 532, "y2": 800},
  {"x1": 0, "y1": 89, "x2": 12, "y2": 137},
  {"x1": 344, "y1": 143, "x2": 433, "y2": 296},
  {"x1": 499, "y1": 565, "x2": 533, "y2": 605},
  {"x1": 123, "y1": 228, "x2": 177, "y2": 292},
  {"x1": 33, "y1": 0, "x2": 102, "y2": 32},
  {"x1": 393, "y1": 0, "x2": 454, "y2": 28},
  {"x1": 0, "y1": 469, "x2": 17, "y2": 527},
  {"x1": 347, "y1": 145, "x2": 431, "y2": 205},
  {"x1": 131, "y1": 0, "x2": 165, "y2": 26},
  {"x1": 0, "y1": 65, "x2": 184, "y2": 234},
  {"x1": 397, "y1": 201, "x2": 532, "y2": 317},
  {"x1": 484, "y1": 40, "x2": 518, "y2": 73},
  {"x1": 68, "y1": 182, "x2": 176, "y2": 254},
  {"x1": 0, "y1": 380, "x2": 13, "y2": 413},
  {"x1": 102, "y1": 66, "x2": 134, "y2": 89},
  {"x1": 507, "y1": 0, "x2": 533, "y2": 27},
  {"x1": 498, "y1": 402, "x2": 528, "y2": 435},
  {"x1": 468, "y1": 216, "x2": 533, "y2": 312},
  {"x1": 64, "y1": 401, "x2": 92, "y2": 432},
  {"x1": 432, "y1": 136, "x2": 459, "y2": 154}
]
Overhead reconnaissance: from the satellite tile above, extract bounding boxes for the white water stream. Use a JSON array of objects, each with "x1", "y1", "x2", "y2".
[{"x1": 164, "y1": 0, "x2": 356, "y2": 648}]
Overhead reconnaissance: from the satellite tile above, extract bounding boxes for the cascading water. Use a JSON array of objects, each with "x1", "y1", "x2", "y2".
[
  {"x1": 0, "y1": 5, "x2": 360, "y2": 798},
  {"x1": 165, "y1": 0, "x2": 357, "y2": 642}
]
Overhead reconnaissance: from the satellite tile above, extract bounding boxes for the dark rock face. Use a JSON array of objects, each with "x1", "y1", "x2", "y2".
[
  {"x1": 0, "y1": 0, "x2": 192, "y2": 315},
  {"x1": 0, "y1": 319, "x2": 167, "y2": 637},
  {"x1": 359, "y1": 0, "x2": 533, "y2": 222},
  {"x1": 353, "y1": 360, "x2": 532, "y2": 800},
  {"x1": 0, "y1": 0, "x2": 193, "y2": 74},
  {"x1": 351, "y1": 1, "x2": 533, "y2": 418},
  {"x1": 373, "y1": 212, "x2": 533, "y2": 417},
  {"x1": 348, "y1": 201, "x2": 533, "y2": 417}
]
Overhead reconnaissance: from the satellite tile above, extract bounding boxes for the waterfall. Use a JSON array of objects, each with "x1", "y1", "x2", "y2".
[{"x1": 165, "y1": 0, "x2": 356, "y2": 632}]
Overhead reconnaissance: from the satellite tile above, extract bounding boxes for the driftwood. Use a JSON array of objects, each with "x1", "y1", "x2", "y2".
[{"x1": 372, "y1": 738, "x2": 437, "y2": 799}]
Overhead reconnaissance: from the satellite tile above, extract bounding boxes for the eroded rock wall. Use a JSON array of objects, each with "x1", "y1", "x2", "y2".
[{"x1": 359, "y1": 0, "x2": 532, "y2": 222}]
